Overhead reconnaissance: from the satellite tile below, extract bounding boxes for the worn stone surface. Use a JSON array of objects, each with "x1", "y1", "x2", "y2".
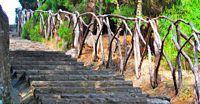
[
  {"x1": 10, "y1": 37, "x2": 55, "y2": 51},
  {"x1": 0, "y1": 5, "x2": 12, "y2": 104},
  {"x1": 9, "y1": 37, "x2": 171, "y2": 104}
]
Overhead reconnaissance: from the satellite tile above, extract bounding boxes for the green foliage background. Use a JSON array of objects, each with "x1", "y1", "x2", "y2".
[
  {"x1": 20, "y1": 0, "x2": 200, "y2": 61},
  {"x1": 58, "y1": 21, "x2": 73, "y2": 50},
  {"x1": 158, "y1": 0, "x2": 200, "y2": 66},
  {"x1": 22, "y1": 17, "x2": 43, "y2": 42}
]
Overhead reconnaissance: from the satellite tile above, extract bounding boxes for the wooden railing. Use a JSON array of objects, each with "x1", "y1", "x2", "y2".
[{"x1": 16, "y1": 9, "x2": 200, "y2": 103}]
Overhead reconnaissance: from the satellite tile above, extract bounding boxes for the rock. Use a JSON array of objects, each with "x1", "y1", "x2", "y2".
[
  {"x1": 147, "y1": 97, "x2": 171, "y2": 104},
  {"x1": 65, "y1": 48, "x2": 78, "y2": 58},
  {"x1": 85, "y1": 33, "x2": 95, "y2": 48}
]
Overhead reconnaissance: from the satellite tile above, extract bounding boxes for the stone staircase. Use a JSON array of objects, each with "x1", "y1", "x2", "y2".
[{"x1": 10, "y1": 50, "x2": 170, "y2": 104}]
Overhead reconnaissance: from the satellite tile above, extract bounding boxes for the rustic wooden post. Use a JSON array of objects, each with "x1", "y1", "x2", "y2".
[
  {"x1": 134, "y1": 0, "x2": 143, "y2": 78},
  {"x1": 46, "y1": 10, "x2": 52, "y2": 40},
  {"x1": 72, "y1": 13, "x2": 80, "y2": 51},
  {"x1": 193, "y1": 33, "x2": 200, "y2": 103},
  {"x1": 176, "y1": 25, "x2": 183, "y2": 92},
  {"x1": 17, "y1": 10, "x2": 22, "y2": 37},
  {"x1": 0, "y1": 5, "x2": 13, "y2": 104}
]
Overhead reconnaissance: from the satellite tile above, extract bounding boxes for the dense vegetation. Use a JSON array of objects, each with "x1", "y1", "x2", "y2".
[
  {"x1": 22, "y1": 16, "x2": 43, "y2": 42},
  {"x1": 57, "y1": 21, "x2": 73, "y2": 50},
  {"x1": 19, "y1": 0, "x2": 200, "y2": 56},
  {"x1": 159, "y1": 0, "x2": 200, "y2": 65}
]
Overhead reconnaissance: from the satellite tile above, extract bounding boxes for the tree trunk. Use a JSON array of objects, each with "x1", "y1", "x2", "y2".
[
  {"x1": 87, "y1": 0, "x2": 96, "y2": 13},
  {"x1": 0, "y1": 5, "x2": 13, "y2": 104},
  {"x1": 136, "y1": 0, "x2": 142, "y2": 18}
]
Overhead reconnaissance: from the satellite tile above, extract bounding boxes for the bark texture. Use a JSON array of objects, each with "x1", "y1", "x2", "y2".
[
  {"x1": 87, "y1": 0, "x2": 96, "y2": 13},
  {"x1": 136, "y1": 0, "x2": 142, "y2": 18}
]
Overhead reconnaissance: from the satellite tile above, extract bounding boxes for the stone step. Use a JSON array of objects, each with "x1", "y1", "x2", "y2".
[
  {"x1": 10, "y1": 56, "x2": 75, "y2": 61},
  {"x1": 147, "y1": 97, "x2": 170, "y2": 104},
  {"x1": 37, "y1": 93, "x2": 148, "y2": 104},
  {"x1": 12, "y1": 66, "x2": 88, "y2": 74},
  {"x1": 34, "y1": 86, "x2": 142, "y2": 94},
  {"x1": 31, "y1": 80, "x2": 132, "y2": 87},
  {"x1": 10, "y1": 50, "x2": 64, "y2": 53},
  {"x1": 39, "y1": 97, "x2": 148, "y2": 104},
  {"x1": 10, "y1": 50, "x2": 66, "y2": 55},
  {"x1": 14, "y1": 69, "x2": 115, "y2": 75},
  {"x1": 11, "y1": 65, "x2": 85, "y2": 70},
  {"x1": 10, "y1": 50, "x2": 153, "y2": 104},
  {"x1": 10, "y1": 53, "x2": 68, "y2": 57},
  {"x1": 28, "y1": 74, "x2": 124, "y2": 81},
  {"x1": 35, "y1": 92, "x2": 147, "y2": 99},
  {"x1": 11, "y1": 61, "x2": 84, "y2": 66}
]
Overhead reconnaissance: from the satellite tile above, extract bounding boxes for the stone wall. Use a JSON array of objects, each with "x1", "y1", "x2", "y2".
[{"x1": 0, "y1": 4, "x2": 12, "y2": 104}]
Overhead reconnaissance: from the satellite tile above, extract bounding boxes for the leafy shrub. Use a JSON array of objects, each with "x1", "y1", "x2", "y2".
[
  {"x1": 58, "y1": 21, "x2": 73, "y2": 50},
  {"x1": 29, "y1": 24, "x2": 43, "y2": 42},
  {"x1": 22, "y1": 17, "x2": 43, "y2": 42},
  {"x1": 22, "y1": 19, "x2": 32, "y2": 39},
  {"x1": 158, "y1": 0, "x2": 200, "y2": 65}
]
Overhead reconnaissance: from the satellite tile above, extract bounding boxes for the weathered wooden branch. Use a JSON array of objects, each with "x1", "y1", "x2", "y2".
[
  {"x1": 175, "y1": 24, "x2": 183, "y2": 92},
  {"x1": 179, "y1": 30, "x2": 194, "y2": 47},
  {"x1": 75, "y1": 11, "x2": 88, "y2": 27},
  {"x1": 122, "y1": 21, "x2": 135, "y2": 74},
  {"x1": 134, "y1": 18, "x2": 142, "y2": 78},
  {"x1": 104, "y1": 18, "x2": 112, "y2": 67},
  {"x1": 172, "y1": 33, "x2": 200, "y2": 103},
  {"x1": 57, "y1": 13, "x2": 63, "y2": 25},
  {"x1": 117, "y1": 28, "x2": 123, "y2": 70},
  {"x1": 163, "y1": 51, "x2": 178, "y2": 95},
  {"x1": 105, "y1": 19, "x2": 123, "y2": 68},
  {"x1": 99, "y1": 14, "x2": 148, "y2": 22},
  {"x1": 94, "y1": 21, "x2": 103, "y2": 62},
  {"x1": 193, "y1": 33, "x2": 200, "y2": 103},
  {"x1": 172, "y1": 36, "x2": 193, "y2": 69},
  {"x1": 78, "y1": 23, "x2": 94, "y2": 57},
  {"x1": 71, "y1": 13, "x2": 79, "y2": 51},
  {"x1": 99, "y1": 18, "x2": 105, "y2": 65},
  {"x1": 123, "y1": 23, "x2": 128, "y2": 65},
  {"x1": 148, "y1": 44, "x2": 153, "y2": 88},
  {"x1": 163, "y1": 24, "x2": 178, "y2": 94},
  {"x1": 46, "y1": 10, "x2": 52, "y2": 40},
  {"x1": 78, "y1": 12, "x2": 101, "y2": 28},
  {"x1": 149, "y1": 20, "x2": 162, "y2": 88}
]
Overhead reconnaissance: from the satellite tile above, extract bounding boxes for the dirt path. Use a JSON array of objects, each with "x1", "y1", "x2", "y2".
[{"x1": 9, "y1": 36, "x2": 56, "y2": 51}]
